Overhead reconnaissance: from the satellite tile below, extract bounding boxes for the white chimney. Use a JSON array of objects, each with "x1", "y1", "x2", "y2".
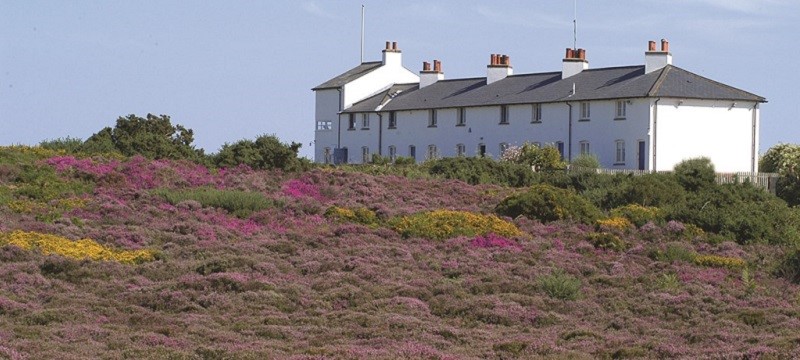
[
  {"x1": 487, "y1": 54, "x2": 513, "y2": 85},
  {"x1": 382, "y1": 41, "x2": 402, "y2": 67},
  {"x1": 419, "y1": 60, "x2": 444, "y2": 88},
  {"x1": 645, "y1": 39, "x2": 672, "y2": 74},
  {"x1": 562, "y1": 48, "x2": 589, "y2": 79}
]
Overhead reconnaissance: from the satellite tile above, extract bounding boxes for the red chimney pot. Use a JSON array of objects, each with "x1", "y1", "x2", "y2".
[
  {"x1": 434, "y1": 60, "x2": 441, "y2": 72},
  {"x1": 661, "y1": 39, "x2": 669, "y2": 52},
  {"x1": 423, "y1": 61, "x2": 431, "y2": 71},
  {"x1": 392, "y1": 41, "x2": 398, "y2": 51},
  {"x1": 385, "y1": 41, "x2": 391, "y2": 50}
]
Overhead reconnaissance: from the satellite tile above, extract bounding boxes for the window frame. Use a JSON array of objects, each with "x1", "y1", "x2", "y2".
[
  {"x1": 323, "y1": 147, "x2": 332, "y2": 164},
  {"x1": 409, "y1": 145, "x2": 416, "y2": 159},
  {"x1": 428, "y1": 109, "x2": 438, "y2": 127},
  {"x1": 615, "y1": 100, "x2": 627, "y2": 120},
  {"x1": 388, "y1": 145, "x2": 396, "y2": 162},
  {"x1": 579, "y1": 102, "x2": 590, "y2": 121},
  {"x1": 499, "y1": 142, "x2": 509, "y2": 156},
  {"x1": 388, "y1": 111, "x2": 397, "y2": 129},
  {"x1": 456, "y1": 108, "x2": 466, "y2": 126},
  {"x1": 456, "y1": 143, "x2": 466, "y2": 156},
  {"x1": 361, "y1": 146, "x2": 370, "y2": 163},
  {"x1": 580, "y1": 141, "x2": 590, "y2": 155},
  {"x1": 615, "y1": 140, "x2": 626, "y2": 165},
  {"x1": 499, "y1": 105, "x2": 509, "y2": 125},
  {"x1": 361, "y1": 113, "x2": 369, "y2": 129},
  {"x1": 348, "y1": 113, "x2": 356, "y2": 130},
  {"x1": 427, "y1": 144, "x2": 438, "y2": 160},
  {"x1": 316, "y1": 120, "x2": 332, "y2": 131},
  {"x1": 531, "y1": 104, "x2": 542, "y2": 123}
]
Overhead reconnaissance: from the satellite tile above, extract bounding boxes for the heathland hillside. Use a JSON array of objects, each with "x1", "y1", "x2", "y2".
[{"x1": 1, "y1": 145, "x2": 799, "y2": 359}]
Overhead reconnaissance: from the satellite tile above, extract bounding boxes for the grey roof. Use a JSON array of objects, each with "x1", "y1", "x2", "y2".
[
  {"x1": 312, "y1": 61, "x2": 383, "y2": 90},
  {"x1": 342, "y1": 65, "x2": 765, "y2": 113}
]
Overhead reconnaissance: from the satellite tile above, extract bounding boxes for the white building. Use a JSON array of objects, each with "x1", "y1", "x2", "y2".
[{"x1": 313, "y1": 40, "x2": 766, "y2": 172}]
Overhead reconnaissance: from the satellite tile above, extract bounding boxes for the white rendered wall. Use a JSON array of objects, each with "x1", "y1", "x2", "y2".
[
  {"x1": 314, "y1": 89, "x2": 341, "y2": 162},
  {"x1": 342, "y1": 66, "x2": 419, "y2": 109},
  {"x1": 654, "y1": 99, "x2": 757, "y2": 172},
  {"x1": 571, "y1": 100, "x2": 650, "y2": 169}
]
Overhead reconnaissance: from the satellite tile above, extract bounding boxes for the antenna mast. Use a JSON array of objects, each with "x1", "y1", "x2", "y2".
[
  {"x1": 573, "y1": 0, "x2": 577, "y2": 50},
  {"x1": 360, "y1": 5, "x2": 365, "y2": 63}
]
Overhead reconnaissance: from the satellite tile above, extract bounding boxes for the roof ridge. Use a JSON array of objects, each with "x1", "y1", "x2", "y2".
[{"x1": 647, "y1": 66, "x2": 671, "y2": 97}]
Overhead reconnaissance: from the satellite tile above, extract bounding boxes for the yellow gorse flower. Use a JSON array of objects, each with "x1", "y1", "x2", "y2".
[
  {"x1": 391, "y1": 210, "x2": 522, "y2": 240},
  {"x1": 694, "y1": 254, "x2": 746, "y2": 269},
  {"x1": 0, "y1": 230, "x2": 156, "y2": 264}
]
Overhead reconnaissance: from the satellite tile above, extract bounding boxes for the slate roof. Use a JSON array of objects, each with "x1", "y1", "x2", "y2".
[
  {"x1": 342, "y1": 65, "x2": 765, "y2": 113},
  {"x1": 312, "y1": 61, "x2": 383, "y2": 90}
]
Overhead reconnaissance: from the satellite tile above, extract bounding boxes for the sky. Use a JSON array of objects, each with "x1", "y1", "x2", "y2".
[{"x1": 2, "y1": 0, "x2": 799, "y2": 160}]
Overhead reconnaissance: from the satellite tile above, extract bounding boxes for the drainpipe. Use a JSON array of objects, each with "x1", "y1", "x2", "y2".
[
  {"x1": 566, "y1": 102, "x2": 573, "y2": 162},
  {"x1": 336, "y1": 88, "x2": 343, "y2": 149},
  {"x1": 751, "y1": 103, "x2": 759, "y2": 173},
  {"x1": 378, "y1": 113, "x2": 383, "y2": 156},
  {"x1": 652, "y1": 98, "x2": 660, "y2": 171}
]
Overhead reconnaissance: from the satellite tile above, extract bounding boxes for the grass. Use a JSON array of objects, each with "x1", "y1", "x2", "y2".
[{"x1": 152, "y1": 187, "x2": 279, "y2": 218}]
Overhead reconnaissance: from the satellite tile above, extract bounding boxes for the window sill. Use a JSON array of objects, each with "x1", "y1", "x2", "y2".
[
  {"x1": 499, "y1": 122, "x2": 509, "y2": 125},
  {"x1": 388, "y1": 126, "x2": 397, "y2": 129},
  {"x1": 613, "y1": 162, "x2": 626, "y2": 166},
  {"x1": 427, "y1": 125, "x2": 438, "y2": 128},
  {"x1": 531, "y1": 120, "x2": 542, "y2": 124},
  {"x1": 347, "y1": 128, "x2": 356, "y2": 131},
  {"x1": 455, "y1": 124, "x2": 466, "y2": 127},
  {"x1": 361, "y1": 127, "x2": 370, "y2": 130},
  {"x1": 578, "y1": 119, "x2": 590, "y2": 122},
  {"x1": 614, "y1": 117, "x2": 626, "y2": 121}
]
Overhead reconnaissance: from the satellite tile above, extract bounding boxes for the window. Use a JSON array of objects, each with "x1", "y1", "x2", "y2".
[
  {"x1": 456, "y1": 143, "x2": 466, "y2": 156},
  {"x1": 499, "y1": 142, "x2": 509, "y2": 156},
  {"x1": 361, "y1": 113, "x2": 369, "y2": 129},
  {"x1": 580, "y1": 102, "x2": 590, "y2": 120},
  {"x1": 323, "y1": 147, "x2": 332, "y2": 164},
  {"x1": 556, "y1": 141, "x2": 565, "y2": 160},
  {"x1": 500, "y1": 105, "x2": 509, "y2": 124},
  {"x1": 316, "y1": 120, "x2": 332, "y2": 131},
  {"x1": 478, "y1": 144, "x2": 486, "y2": 157},
  {"x1": 615, "y1": 140, "x2": 626, "y2": 164},
  {"x1": 615, "y1": 100, "x2": 627, "y2": 119},
  {"x1": 389, "y1": 145, "x2": 396, "y2": 161},
  {"x1": 348, "y1": 114, "x2": 356, "y2": 130},
  {"x1": 580, "y1": 141, "x2": 590, "y2": 155},
  {"x1": 428, "y1": 109, "x2": 437, "y2": 127},
  {"x1": 427, "y1": 144, "x2": 438, "y2": 160},
  {"x1": 388, "y1": 112, "x2": 397, "y2": 128},
  {"x1": 531, "y1": 104, "x2": 542, "y2": 123},
  {"x1": 409, "y1": 145, "x2": 416, "y2": 159},
  {"x1": 361, "y1": 146, "x2": 370, "y2": 163},
  {"x1": 456, "y1": 108, "x2": 466, "y2": 126}
]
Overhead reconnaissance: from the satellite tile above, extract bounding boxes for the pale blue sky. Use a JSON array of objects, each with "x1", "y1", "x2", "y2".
[{"x1": 2, "y1": 1, "x2": 798, "y2": 159}]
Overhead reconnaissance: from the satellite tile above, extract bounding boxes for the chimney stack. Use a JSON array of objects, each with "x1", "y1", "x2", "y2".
[
  {"x1": 420, "y1": 59, "x2": 444, "y2": 88},
  {"x1": 645, "y1": 38, "x2": 672, "y2": 74},
  {"x1": 382, "y1": 40, "x2": 403, "y2": 67},
  {"x1": 487, "y1": 53, "x2": 513, "y2": 84},
  {"x1": 562, "y1": 47, "x2": 589, "y2": 79}
]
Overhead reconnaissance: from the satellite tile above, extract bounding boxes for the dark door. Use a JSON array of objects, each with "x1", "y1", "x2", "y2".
[
  {"x1": 638, "y1": 141, "x2": 646, "y2": 170},
  {"x1": 333, "y1": 148, "x2": 348, "y2": 165},
  {"x1": 478, "y1": 144, "x2": 486, "y2": 157}
]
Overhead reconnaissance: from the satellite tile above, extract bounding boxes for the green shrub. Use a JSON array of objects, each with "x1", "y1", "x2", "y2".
[
  {"x1": 495, "y1": 184, "x2": 603, "y2": 224},
  {"x1": 603, "y1": 173, "x2": 686, "y2": 210},
  {"x1": 610, "y1": 204, "x2": 664, "y2": 227},
  {"x1": 774, "y1": 248, "x2": 800, "y2": 284},
  {"x1": 669, "y1": 183, "x2": 800, "y2": 245},
  {"x1": 506, "y1": 143, "x2": 565, "y2": 170},
  {"x1": 214, "y1": 134, "x2": 310, "y2": 172},
  {"x1": 760, "y1": 143, "x2": 800, "y2": 206},
  {"x1": 694, "y1": 254, "x2": 746, "y2": 269},
  {"x1": 538, "y1": 269, "x2": 581, "y2": 300},
  {"x1": 674, "y1": 157, "x2": 715, "y2": 191},
  {"x1": 650, "y1": 243, "x2": 697, "y2": 263},
  {"x1": 425, "y1": 156, "x2": 535, "y2": 187},
  {"x1": 587, "y1": 232, "x2": 626, "y2": 251},
  {"x1": 388, "y1": 209, "x2": 522, "y2": 240},
  {"x1": 152, "y1": 188, "x2": 277, "y2": 218},
  {"x1": 570, "y1": 154, "x2": 600, "y2": 169},
  {"x1": 39, "y1": 137, "x2": 84, "y2": 154}
]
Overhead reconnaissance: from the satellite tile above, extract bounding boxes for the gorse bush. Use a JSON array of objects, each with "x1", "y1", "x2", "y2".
[
  {"x1": 495, "y1": 184, "x2": 602, "y2": 224},
  {"x1": 389, "y1": 210, "x2": 522, "y2": 240},
  {"x1": 214, "y1": 134, "x2": 309, "y2": 172},
  {"x1": 694, "y1": 254, "x2": 747, "y2": 269},
  {"x1": 760, "y1": 143, "x2": 800, "y2": 206},
  {"x1": 324, "y1": 206, "x2": 379, "y2": 227},
  {"x1": 0, "y1": 230, "x2": 157, "y2": 264},
  {"x1": 538, "y1": 269, "x2": 581, "y2": 300},
  {"x1": 610, "y1": 204, "x2": 664, "y2": 227},
  {"x1": 152, "y1": 188, "x2": 277, "y2": 218},
  {"x1": 775, "y1": 248, "x2": 800, "y2": 284},
  {"x1": 570, "y1": 154, "x2": 600, "y2": 169},
  {"x1": 596, "y1": 217, "x2": 633, "y2": 233},
  {"x1": 674, "y1": 157, "x2": 715, "y2": 191},
  {"x1": 587, "y1": 232, "x2": 626, "y2": 251}
]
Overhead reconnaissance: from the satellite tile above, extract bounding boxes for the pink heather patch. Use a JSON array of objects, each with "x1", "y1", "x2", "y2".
[
  {"x1": 469, "y1": 233, "x2": 522, "y2": 251},
  {"x1": 195, "y1": 210, "x2": 261, "y2": 236},
  {"x1": 46, "y1": 156, "x2": 120, "y2": 177},
  {"x1": 282, "y1": 179, "x2": 323, "y2": 201}
]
